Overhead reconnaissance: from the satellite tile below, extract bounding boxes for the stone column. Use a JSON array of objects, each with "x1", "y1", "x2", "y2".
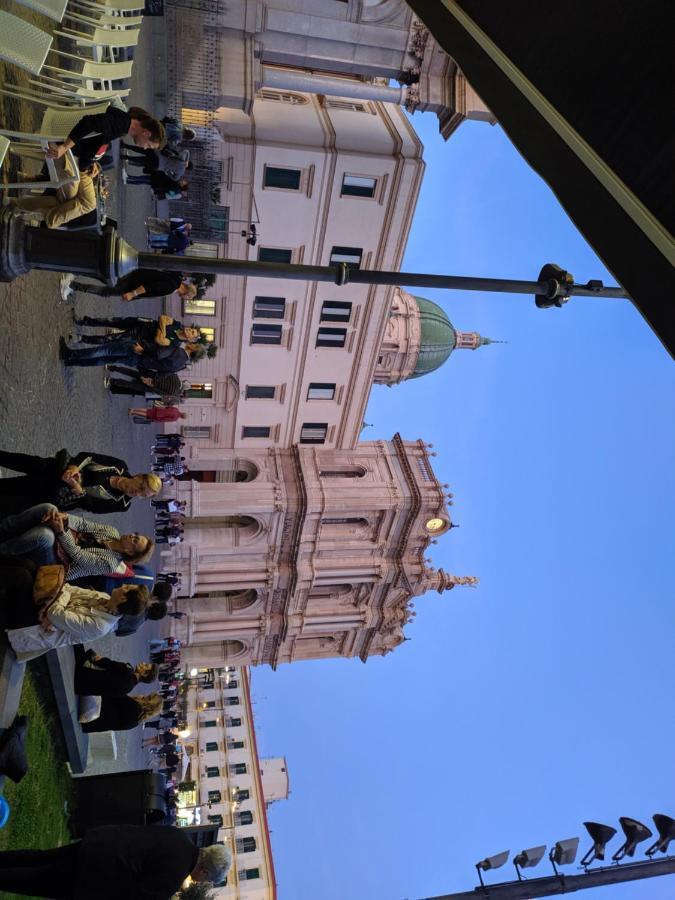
[{"x1": 261, "y1": 67, "x2": 404, "y2": 104}]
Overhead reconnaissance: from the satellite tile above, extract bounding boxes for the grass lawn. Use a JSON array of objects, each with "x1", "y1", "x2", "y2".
[{"x1": 0, "y1": 668, "x2": 72, "y2": 900}]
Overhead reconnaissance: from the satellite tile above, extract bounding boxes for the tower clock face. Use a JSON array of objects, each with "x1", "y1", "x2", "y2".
[{"x1": 425, "y1": 517, "x2": 446, "y2": 533}]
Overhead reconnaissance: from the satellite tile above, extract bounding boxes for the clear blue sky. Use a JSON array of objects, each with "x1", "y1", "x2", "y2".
[{"x1": 253, "y1": 114, "x2": 675, "y2": 900}]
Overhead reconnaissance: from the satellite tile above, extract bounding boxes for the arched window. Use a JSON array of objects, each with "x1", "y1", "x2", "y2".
[
  {"x1": 215, "y1": 460, "x2": 259, "y2": 483},
  {"x1": 187, "y1": 516, "x2": 257, "y2": 528},
  {"x1": 319, "y1": 465, "x2": 367, "y2": 478},
  {"x1": 222, "y1": 640, "x2": 246, "y2": 660},
  {"x1": 258, "y1": 90, "x2": 308, "y2": 105},
  {"x1": 229, "y1": 589, "x2": 258, "y2": 611}
]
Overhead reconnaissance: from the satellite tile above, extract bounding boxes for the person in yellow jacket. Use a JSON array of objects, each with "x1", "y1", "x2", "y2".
[{"x1": 13, "y1": 157, "x2": 100, "y2": 229}]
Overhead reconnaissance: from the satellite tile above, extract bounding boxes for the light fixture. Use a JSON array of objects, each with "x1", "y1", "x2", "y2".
[
  {"x1": 612, "y1": 817, "x2": 653, "y2": 861},
  {"x1": 549, "y1": 837, "x2": 579, "y2": 873},
  {"x1": 190, "y1": 667, "x2": 198, "y2": 677},
  {"x1": 476, "y1": 851, "x2": 509, "y2": 887},
  {"x1": 646, "y1": 814, "x2": 675, "y2": 856},
  {"x1": 580, "y1": 822, "x2": 617, "y2": 866},
  {"x1": 513, "y1": 845, "x2": 546, "y2": 879},
  {"x1": 177, "y1": 728, "x2": 191, "y2": 738}
]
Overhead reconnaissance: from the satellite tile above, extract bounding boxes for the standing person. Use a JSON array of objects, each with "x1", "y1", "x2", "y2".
[
  {"x1": 74, "y1": 315, "x2": 204, "y2": 349},
  {"x1": 129, "y1": 407, "x2": 186, "y2": 424},
  {"x1": 0, "y1": 504, "x2": 154, "y2": 580},
  {"x1": 0, "y1": 448, "x2": 160, "y2": 515},
  {"x1": 60, "y1": 338, "x2": 206, "y2": 373},
  {"x1": 60, "y1": 271, "x2": 196, "y2": 304},
  {"x1": 105, "y1": 369, "x2": 184, "y2": 403},
  {"x1": 0, "y1": 824, "x2": 232, "y2": 899},
  {"x1": 45, "y1": 104, "x2": 165, "y2": 172},
  {"x1": 150, "y1": 225, "x2": 193, "y2": 254}
]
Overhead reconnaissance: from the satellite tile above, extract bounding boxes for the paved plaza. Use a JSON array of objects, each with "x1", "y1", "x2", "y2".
[{"x1": 0, "y1": 23, "x2": 173, "y2": 773}]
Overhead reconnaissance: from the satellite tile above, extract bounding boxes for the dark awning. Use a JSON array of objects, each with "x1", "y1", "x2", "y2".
[{"x1": 406, "y1": 0, "x2": 675, "y2": 357}]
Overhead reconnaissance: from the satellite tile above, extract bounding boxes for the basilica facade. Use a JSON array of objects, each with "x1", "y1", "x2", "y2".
[{"x1": 157, "y1": 0, "x2": 496, "y2": 669}]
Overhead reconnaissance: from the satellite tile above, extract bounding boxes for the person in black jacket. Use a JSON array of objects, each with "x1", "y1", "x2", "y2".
[
  {"x1": 0, "y1": 824, "x2": 232, "y2": 899},
  {"x1": 74, "y1": 648, "x2": 158, "y2": 696},
  {"x1": 0, "y1": 449, "x2": 161, "y2": 515},
  {"x1": 61, "y1": 338, "x2": 205, "y2": 373},
  {"x1": 61, "y1": 270, "x2": 197, "y2": 303},
  {"x1": 45, "y1": 105, "x2": 165, "y2": 172}
]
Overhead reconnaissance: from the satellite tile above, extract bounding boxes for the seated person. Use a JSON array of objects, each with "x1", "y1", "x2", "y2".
[
  {"x1": 12, "y1": 161, "x2": 100, "y2": 229},
  {"x1": 80, "y1": 692, "x2": 163, "y2": 733},
  {"x1": 74, "y1": 648, "x2": 157, "y2": 696},
  {"x1": 0, "y1": 566, "x2": 149, "y2": 662},
  {"x1": 0, "y1": 448, "x2": 160, "y2": 515},
  {"x1": 0, "y1": 504, "x2": 154, "y2": 581}
]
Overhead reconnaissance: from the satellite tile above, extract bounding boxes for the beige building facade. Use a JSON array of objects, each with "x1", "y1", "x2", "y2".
[{"x1": 179, "y1": 665, "x2": 287, "y2": 898}]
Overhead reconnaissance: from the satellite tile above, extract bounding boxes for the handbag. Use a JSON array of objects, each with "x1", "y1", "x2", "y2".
[{"x1": 32, "y1": 564, "x2": 66, "y2": 607}]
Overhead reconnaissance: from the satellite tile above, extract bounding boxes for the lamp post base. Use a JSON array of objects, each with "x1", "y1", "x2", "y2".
[{"x1": 0, "y1": 206, "x2": 138, "y2": 285}]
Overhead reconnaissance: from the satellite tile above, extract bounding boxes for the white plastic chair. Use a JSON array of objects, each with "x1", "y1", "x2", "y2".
[
  {"x1": 12, "y1": 0, "x2": 69, "y2": 23},
  {"x1": 76, "y1": 0, "x2": 144, "y2": 12},
  {"x1": 30, "y1": 73, "x2": 131, "y2": 102},
  {"x1": 0, "y1": 81, "x2": 118, "y2": 111},
  {"x1": 54, "y1": 24, "x2": 140, "y2": 50},
  {"x1": 0, "y1": 129, "x2": 79, "y2": 192},
  {"x1": 43, "y1": 50, "x2": 134, "y2": 90},
  {"x1": 0, "y1": 10, "x2": 53, "y2": 76},
  {"x1": 64, "y1": 8, "x2": 143, "y2": 28}
]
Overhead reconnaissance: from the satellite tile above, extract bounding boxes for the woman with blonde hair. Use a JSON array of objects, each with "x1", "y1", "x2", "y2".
[
  {"x1": 81, "y1": 692, "x2": 164, "y2": 733},
  {"x1": 0, "y1": 504, "x2": 154, "y2": 580}
]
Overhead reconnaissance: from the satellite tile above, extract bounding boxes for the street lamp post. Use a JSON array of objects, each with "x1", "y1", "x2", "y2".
[{"x1": 0, "y1": 209, "x2": 628, "y2": 310}]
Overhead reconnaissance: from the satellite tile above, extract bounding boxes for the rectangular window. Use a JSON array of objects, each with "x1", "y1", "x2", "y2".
[
  {"x1": 205, "y1": 741, "x2": 218, "y2": 752},
  {"x1": 203, "y1": 720, "x2": 217, "y2": 728},
  {"x1": 239, "y1": 868, "x2": 261, "y2": 881},
  {"x1": 251, "y1": 323, "x2": 282, "y2": 345},
  {"x1": 320, "y1": 301, "x2": 352, "y2": 323},
  {"x1": 226, "y1": 696, "x2": 241, "y2": 706},
  {"x1": 330, "y1": 246, "x2": 362, "y2": 268},
  {"x1": 235, "y1": 789, "x2": 250, "y2": 802},
  {"x1": 341, "y1": 174, "x2": 377, "y2": 198},
  {"x1": 183, "y1": 383, "x2": 213, "y2": 399},
  {"x1": 253, "y1": 296, "x2": 285, "y2": 319},
  {"x1": 227, "y1": 740, "x2": 245, "y2": 750},
  {"x1": 184, "y1": 298, "x2": 216, "y2": 316},
  {"x1": 264, "y1": 166, "x2": 301, "y2": 190},
  {"x1": 226, "y1": 717, "x2": 242, "y2": 728},
  {"x1": 208, "y1": 814, "x2": 224, "y2": 827},
  {"x1": 236, "y1": 837, "x2": 257, "y2": 853},
  {"x1": 203, "y1": 700, "x2": 216, "y2": 709},
  {"x1": 224, "y1": 680, "x2": 239, "y2": 690},
  {"x1": 316, "y1": 327, "x2": 346, "y2": 348},
  {"x1": 208, "y1": 790, "x2": 222, "y2": 803},
  {"x1": 307, "y1": 382, "x2": 336, "y2": 401},
  {"x1": 246, "y1": 385, "x2": 276, "y2": 400},
  {"x1": 230, "y1": 762, "x2": 247, "y2": 776},
  {"x1": 199, "y1": 327, "x2": 216, "y2": 343},
  {"x1": 181, "y1": 426, "x2": 212, "y2": 439},
  {"x1": 300, "y1": 423, "x2": 328, "y2": 444},
  {"x1": 242, "y1": 427, "x2": 271, "y2": 439},
  {"x1": 206, "y1": 766, "x2": 219, "y2": 778},
  {"x1": 258, "y1": 247, "x2": 292, "y2": 264}
]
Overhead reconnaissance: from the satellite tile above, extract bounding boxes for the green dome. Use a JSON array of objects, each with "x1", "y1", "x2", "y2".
[{"x1": 409, "y1": 296, "x2": 457, "y2": 379}]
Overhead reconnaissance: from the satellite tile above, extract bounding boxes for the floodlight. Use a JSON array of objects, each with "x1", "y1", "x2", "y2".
[
  {"x1": 549, "y1": 837, "x2": 579, "y2": 871},
  {"x1": 612, "y1": 817, "x2": 653, "y2": 861},
  {"x1": 580, "y1": 822, "x2": 617, "y2": 866},
  {"x1": 646, "y1": 814, "x2": 675, "y2": 856},
  {"x1": 476, "y1": 851, "x2": 509, "y2": 886},
  {"x1": 514, "y1": 845, "x2": 546, "y2": 879},
  {"x1": 190, "y1": 668, "x2": 198, "y2": 677}
]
